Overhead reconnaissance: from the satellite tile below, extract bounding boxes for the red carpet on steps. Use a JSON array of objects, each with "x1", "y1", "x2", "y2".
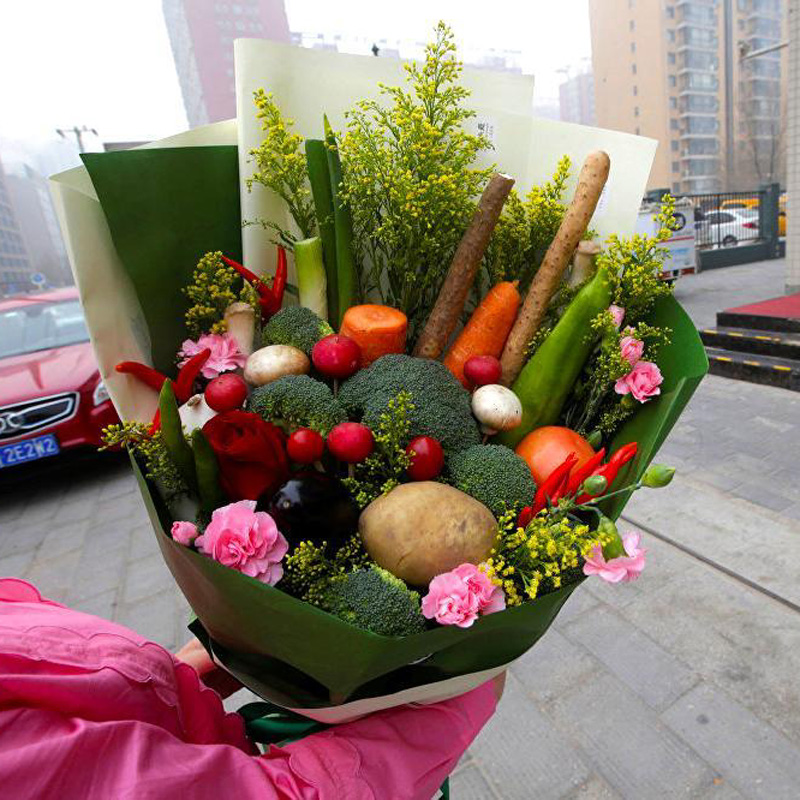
[{"x1": 724, "y1": 293, "x2": 800, "y2": 320}]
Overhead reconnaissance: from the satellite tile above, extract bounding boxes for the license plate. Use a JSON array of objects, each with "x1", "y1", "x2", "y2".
[{"x1": 0, "y1": 434, "x2": 60, "y2": 468}]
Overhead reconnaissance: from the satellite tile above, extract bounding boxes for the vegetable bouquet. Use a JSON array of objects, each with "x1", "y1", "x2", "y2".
[{"x1": 52, "y1": 24, "x2": 707, "y2": 722}]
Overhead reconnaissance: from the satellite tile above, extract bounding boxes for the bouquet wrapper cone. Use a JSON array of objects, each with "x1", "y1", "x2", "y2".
[{"x1": 50, "y1": 45, "x2": 706, "y2": 720}]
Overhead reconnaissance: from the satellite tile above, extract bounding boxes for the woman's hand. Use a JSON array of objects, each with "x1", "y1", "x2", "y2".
[{"x1": 174, "y1": 638, "x2": 243, "y2": 699}]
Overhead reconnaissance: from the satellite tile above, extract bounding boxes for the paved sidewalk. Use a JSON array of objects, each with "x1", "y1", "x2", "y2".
[{"x1": 1, "y1": 260, "x2": 799, "y2": 798}]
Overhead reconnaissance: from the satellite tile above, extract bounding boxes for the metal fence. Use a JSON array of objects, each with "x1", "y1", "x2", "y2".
[{"x1": 686, "y1": 190, "x2": 765, "y2": 250}]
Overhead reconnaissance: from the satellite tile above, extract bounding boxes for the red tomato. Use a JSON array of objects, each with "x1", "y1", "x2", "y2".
[
  {"x1": 405, "y1": 435, "x2": 444, "y2": 481},
  {"x1": 327, "y1": 422, "x2": 374, "y2": 463},
  {"x1": 515, "y1": 426, "x2": 595, "y2": 485},
  {"x1": 204, "y1": 373, "x2": 248, "y2": 412},
  {"x1": 287, "y1": 428, "x2": 325, "y2": 464}
]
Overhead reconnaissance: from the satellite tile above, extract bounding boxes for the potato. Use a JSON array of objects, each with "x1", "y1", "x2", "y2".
[
  {"x1": 359, "y1": 482, "x2": 497, "y2": 587},
  {"x1": 244, "y1": 345, "x2": 309, "y2": 386}
]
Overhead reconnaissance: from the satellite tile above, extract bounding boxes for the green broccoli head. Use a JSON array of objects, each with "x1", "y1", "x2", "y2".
[
  {"x1": 338, "y1": 354, "x2": 480, "y2": 454},
  {"x1": 262, "y1": 306, "x2": 334, "y2": 355},
  {"x1": 323, "y1": 565, "x2": 426, "y2": 637},
  {"x1": 247, "y1": 374, "x2": 346, "y2": 434},
  {"x1": 446, "y1": 444, "x2": 536, "y2": 517}
]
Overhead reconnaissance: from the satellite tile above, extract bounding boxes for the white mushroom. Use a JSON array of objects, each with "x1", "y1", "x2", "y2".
[
  {"x1": 178, "y1": 394, "x2": 217, "y2": 434},
  {"x1": 224, "y1": 301, "x2": 257, "y2": 356},
  {"x1": 471, "y1": 384, "x2": 523, "y2": 435},
  {"x1": 567, "y1": 240, "x2": 602, "y2": 288},
  {"x1": 244, "y1": 345, "x2": 309, "y2": 387}
]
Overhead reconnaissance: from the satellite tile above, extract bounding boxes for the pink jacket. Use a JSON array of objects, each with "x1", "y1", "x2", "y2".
[{"x1": 0, "y1": 578, "x2": 495, "y2": 799}]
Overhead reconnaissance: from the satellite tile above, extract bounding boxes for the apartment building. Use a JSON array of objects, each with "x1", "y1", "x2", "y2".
[
  {"x1": 590, "y1": 0, "x2": 786, "y2": 193},
  {"x1": 559, "y1": 70, "x2": 597, "y2": 126},
  {"x1": 0, "y1": 157, "x2": 31, "y2": 295}
]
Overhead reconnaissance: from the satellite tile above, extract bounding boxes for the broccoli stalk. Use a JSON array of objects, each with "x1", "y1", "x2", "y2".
[
  {"x1": 261, "y1": 306, "x2": 334, "y2": 355},
  {"x1": 248, "y1": 374, "x2": 346, "y2": 434},
  {"x1": 322, "y1": 565, "x2": 427, "y2": 637},
  {"x1": 446, "y1": 444, "x2": 536, "y2": 517}
]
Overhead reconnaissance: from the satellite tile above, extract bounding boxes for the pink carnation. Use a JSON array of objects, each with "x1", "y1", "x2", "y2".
[
  {"x1": 614, "y1": 360, "x2": 663, "y2": 403},
  {"x1": 179, "y1": 333, "x2": 246, "y2": 379},
  {"x1": 194, "y1": 500, "x2": 288, "y2": 585},
  {"x1": 422, "y1": 563, "x2": 505, "y2": 628},
  {"x1": 619, "y1": 335, "x2": 644, "y2": 367},
  {"x1": 609, "y1": 304, "x2": 625, "y2": 328},
  {"x1": 171, "y1": 520, "x2": 198, "y2": 546},
  {"x1": 583, "y1": 532, "x2": 646, "y2": 583}
]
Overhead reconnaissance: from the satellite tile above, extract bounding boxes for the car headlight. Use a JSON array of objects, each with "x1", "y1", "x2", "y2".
[{"x1": 93, "y1": 380, "x2": 110, "y2": 406}]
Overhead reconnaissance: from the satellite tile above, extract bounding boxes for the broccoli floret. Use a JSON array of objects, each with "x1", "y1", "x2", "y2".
[
  {"x1": 248, "y1": 374, "x2": 346, "y2": 434},
  {"x1": 338, "y1": 354, "x2": 480, "y2": 454},
  {"x1": 323, "y1": 565, "x2": 427, "y2": 637},
  {"x1": 446, "y1": 444, "x2": 536, "y2": 517},
  {"x1": 262, "y1": 306, "x2": 334, "y2": 355}
]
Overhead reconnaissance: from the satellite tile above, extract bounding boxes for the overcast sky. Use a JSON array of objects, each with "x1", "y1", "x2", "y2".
[{"x1": 0, "y1": 0, "x2": 591, "y2": 162}]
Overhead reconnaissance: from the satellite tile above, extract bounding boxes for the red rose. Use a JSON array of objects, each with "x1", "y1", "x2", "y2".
[{"x1": 202, "y1": 410, "x2": 290, "y2": 501}]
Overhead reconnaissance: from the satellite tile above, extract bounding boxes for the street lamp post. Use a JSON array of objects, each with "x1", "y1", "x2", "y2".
[{"x1": 56, "y1": 125, "x2": 98, "y2": 154}]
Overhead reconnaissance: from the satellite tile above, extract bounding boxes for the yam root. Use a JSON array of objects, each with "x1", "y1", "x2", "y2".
[
  {"x1": 500, "y1": 151, "x2": 610, "y2": 386},
  {"x1": 413, "y1": 172, "x2": 515, "y2": 359}
]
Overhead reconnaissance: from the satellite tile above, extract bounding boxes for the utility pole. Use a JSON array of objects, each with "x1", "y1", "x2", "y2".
[{"x1": 56, "y1": 125, "x2": 98, "y2": 154}]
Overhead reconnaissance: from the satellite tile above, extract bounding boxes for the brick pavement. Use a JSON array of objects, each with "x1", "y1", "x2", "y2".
[{"x1": 2, "y1": 260, "x2": 799, "y2": 798}]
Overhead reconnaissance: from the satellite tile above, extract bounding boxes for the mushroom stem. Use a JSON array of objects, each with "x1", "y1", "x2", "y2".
[
  {"x1": 567, "y1": 240, "x2": 602, "y2": 288},
  {"x1": 224, "y1": 301, "x2": 256, "y2": 357}
]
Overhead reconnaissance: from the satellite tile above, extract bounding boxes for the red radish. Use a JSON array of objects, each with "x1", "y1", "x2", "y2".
[
  {"x1": 312, "y1": 334, "x2": 361, "y2": 379},
  {"x1": 405, "y1": 436, "x2": 444, "y2": 481},
  {"x1": 327, "y1": 422, "x2": 374, "y2": 463},
  {"x1": 204, "y1": 373, "x2": 248, "y2": 412},
  {"x1": 464, "y1": 355, "x2": 502, "y2": 388},
  {"x1": 287, "y1": 428, "x2": 325, "y2": 464}
]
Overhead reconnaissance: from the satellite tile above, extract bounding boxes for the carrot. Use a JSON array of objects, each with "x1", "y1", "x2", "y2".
[
  {"x1": 500, "y1": 151, "x2": 610, "y2": 386},
  {"x1": 413, "y1": 173, "x2": 515, "y2": 360},
  {"x1": 340, "y1": 304, "x2": 408, "y2": 367},
  {"x1": 443, "y1": 281, "x2": 521, "y2": 387}
]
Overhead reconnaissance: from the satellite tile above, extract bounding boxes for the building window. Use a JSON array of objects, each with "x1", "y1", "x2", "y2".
[
  {"x1": 668, "y1": 30, "x2": 675, "y2": 42},
  {"x1": 672, "y1": 162, "x2": 680, "y2": 172},
  {"x1": 635, "y1": 127, "x2": 641, "y2": 135},
  {"x1": 631, "y1": 42, "x2": 636, "y2": 53},
  {"x1": 629, "y1": 20, "x2": 635, "y2": 31},
  {"x1": 669, "y1": 75, "x2": 677, "y2": 87},
  {"x1": 671, "y1": 140, "x2": 679, "y2": 151},
  {"x1": 666, "y1": 6, "x2": 674, "y2": 18},
  {"x1": 632, "y1": 63, "x2": 637, "y2": 74},
  {"x1": 634, "y1": 106, "x2": 640, "y2": 117},
  {"x1": 671, "y1": 119, "x2": 679, "y2": 130},
  {"x1": 670, "y1": 97, "x2": 677, "y2": 109},
  {"x1": 668, "y1": 52, "x2": 676, "y2": 64},
  {"x1": 633, "y1": 85, "x2": 638, "y2": 96}
]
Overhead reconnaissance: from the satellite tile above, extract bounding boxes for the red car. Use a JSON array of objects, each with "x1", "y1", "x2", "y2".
[{"x1": 0, "y1": 287, "x2": 118, "y2": 471}]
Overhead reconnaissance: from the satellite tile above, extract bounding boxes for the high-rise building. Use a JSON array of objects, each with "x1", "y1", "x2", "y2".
[
  {"x1": 6, "y1": 165, "x2": 71, "y2": 288},
  {"x1": 163, "y1": 0, "x2": 291, "y2": 128},
  {"x1": 0, "y1": 157, "x2": 31, "y2": 295},
  {"x1": 590, "y1": 0, "x2": 787, "y2": 193},
  {"x1": 559, "y1": 70, "x2": 597, "y2": 126}
]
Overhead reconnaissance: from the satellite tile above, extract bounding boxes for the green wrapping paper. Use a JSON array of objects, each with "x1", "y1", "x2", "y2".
[{"x1": 74, "y1": 140, "x2": 707, "y2": 715}]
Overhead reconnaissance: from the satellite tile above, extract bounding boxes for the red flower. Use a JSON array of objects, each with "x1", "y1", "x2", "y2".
[{"x1": 202, "y1": 410, "x2": 289, "y2": 501}]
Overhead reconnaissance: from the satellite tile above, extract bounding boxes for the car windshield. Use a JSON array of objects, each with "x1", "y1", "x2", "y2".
[{"x1": 0, "y1": 298, "x2": 89, "y2": 358}]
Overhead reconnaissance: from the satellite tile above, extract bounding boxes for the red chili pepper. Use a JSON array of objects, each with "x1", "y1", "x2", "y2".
[
  {"x1": 576, "y1": 442, "x2": 638, "y2": 504},
  {"x1": 174, "y1": 349, "x2": 211, "y2": 402},
  {"x1": 115, "y1": 361, "x2": 167, "y2": 393},
  {"x1": 517, "y1": 505, "x2": 534, "y2": 528},
  {"x1": 564, "y1": 447, "x2": 606, "y2": 497},
  {"x1": 222, "y1": 245, "x2": 287, "y2": 321},
  {"x1": 532, "y1": 452, "x2": 578, "y2": 515}
]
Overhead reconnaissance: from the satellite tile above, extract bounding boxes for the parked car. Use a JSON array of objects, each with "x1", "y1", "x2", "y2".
[
  {"x1": 0, "y1": 287, "x2": 118, "y2": 471},
  {"x1": 721, "y1": 194, "x2": 786, "y2": 236},
  {"x1": 696, "y1": 208, "x2": 759, "y2": 248}
]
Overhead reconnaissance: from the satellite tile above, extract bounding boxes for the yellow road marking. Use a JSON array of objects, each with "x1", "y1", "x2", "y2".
[
  {"x1": 774, "y1": 365, "x2": 792, "y2": 372},
  {"x1": 729, "y1": 332, "x2": 743, "y2": 337},
  {"x1": 714, "y1": 356, "x2": 732, "y2": 362},
  {"x1": 743, "y1": 360, "x2": 761, "y2": 366}
]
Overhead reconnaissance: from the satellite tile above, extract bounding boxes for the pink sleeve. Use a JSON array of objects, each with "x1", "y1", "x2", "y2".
[{"x1": 0, "y1": 685, "x2": 495, "y2": 800}]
